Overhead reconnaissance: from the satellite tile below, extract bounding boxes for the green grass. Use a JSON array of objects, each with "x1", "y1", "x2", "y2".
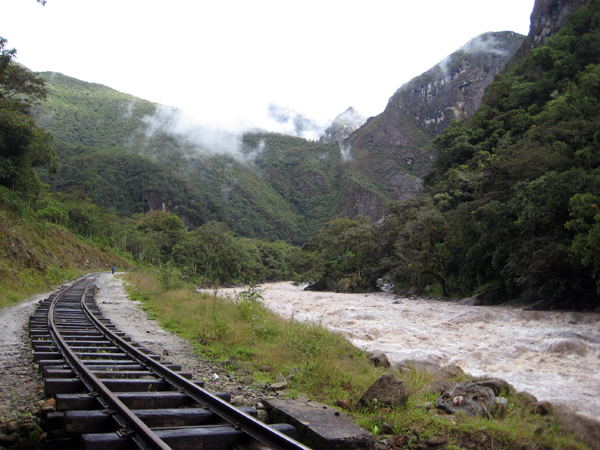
[
  {"x1": 122, "y1": 269, "x2": 595, "y2": 450},
  {"x1": 0, "y1": 263, "x2": 83, "y2": 309}
]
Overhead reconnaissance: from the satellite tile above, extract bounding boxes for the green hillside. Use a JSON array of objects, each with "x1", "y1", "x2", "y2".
[
  {"x1": 33, "y1": 73, "x2": 156, "y2": 152},
  {"x1": 32, "y1": 73, "x2": 362, "y2": 243}
]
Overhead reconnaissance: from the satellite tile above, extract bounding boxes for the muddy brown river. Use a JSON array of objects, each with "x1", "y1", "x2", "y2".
[{"x1": 217, "y1": 282, "x2": 600, "y2": 421}]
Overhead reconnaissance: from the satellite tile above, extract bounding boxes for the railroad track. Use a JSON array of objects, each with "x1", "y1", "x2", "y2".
[{"x1": 29, "y1": 274, "x2": 311, "y2": 450}]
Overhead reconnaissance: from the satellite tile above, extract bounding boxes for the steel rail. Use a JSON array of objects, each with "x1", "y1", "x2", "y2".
[
  {"x1": 47, "y1": 275, "x2": 171, "y2": 450},
  {"x1": 80, "y1": 283, "x2": 312, "y2": 450}
]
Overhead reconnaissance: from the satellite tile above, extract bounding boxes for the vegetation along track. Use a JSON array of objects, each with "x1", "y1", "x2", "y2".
[{"x1": 30, "y1": 274, "x2": 310, "y2": 450}]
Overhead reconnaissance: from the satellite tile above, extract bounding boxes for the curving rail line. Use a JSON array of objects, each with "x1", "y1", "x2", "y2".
[{"x1": 30, "y1": 274, "x2": 312, "y2": 450}]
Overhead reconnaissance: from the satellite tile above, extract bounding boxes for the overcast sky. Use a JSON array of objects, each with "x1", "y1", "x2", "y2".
[{"x1": 2, "y1": 0, "x2": 535, "y2": 138}]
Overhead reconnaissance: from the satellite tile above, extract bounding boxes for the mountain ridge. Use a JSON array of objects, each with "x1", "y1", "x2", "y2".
[{"x1": 31, "y1": 18, "x2": 572, "y2": 241}]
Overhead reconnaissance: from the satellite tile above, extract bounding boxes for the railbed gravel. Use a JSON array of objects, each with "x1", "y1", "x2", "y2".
[
  {"x1": 0, "y1": 293, "x2": 46, "y2": 437},
  {"x1": 0, "y1": 273, "x2": 277, "y2": 443}
]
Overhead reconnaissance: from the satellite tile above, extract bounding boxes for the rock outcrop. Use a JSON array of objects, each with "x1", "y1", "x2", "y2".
[
  {"x1": 337, "y1": 0, "x2": 592, "y2": 222},
  {"x1": 436, "y1": 381, "x2": 496, "y2": 417},
  {"x1": 358, "y1": 373, "x2": 409, "y2": 409},
  {"x1": 383, "y1": 32, "x2": 525, "y2": 137}
]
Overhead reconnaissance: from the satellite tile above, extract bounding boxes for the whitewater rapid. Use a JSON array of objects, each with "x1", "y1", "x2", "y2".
[{"x1": 220, "y1": 282, "x2": 600, "y2": 420}]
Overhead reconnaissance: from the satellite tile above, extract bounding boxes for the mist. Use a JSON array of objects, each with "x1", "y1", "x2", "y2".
[
  {"x1": 266, "y1": 103, "x2": 329, "y2": 140},
  {"x1": 459, "y1": 32, "x2": 510, "y2": 56},
  {"x1": 339, "y1": 143, "x2": 353, "y2": 162},
  {"x1": 140, "y1": 102, "x2": 334, "y2": 161},
  {"x1": 437, "y1": 32, "x2": 510, "y2": 77},
  {"x1": 141, "y1": 105, "x2": 248, "y2": 158}
]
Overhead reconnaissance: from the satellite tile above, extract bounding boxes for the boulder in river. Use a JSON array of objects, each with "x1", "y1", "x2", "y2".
[{"x1": 457, "y1": 293, "x2": 487, "y2": 306}]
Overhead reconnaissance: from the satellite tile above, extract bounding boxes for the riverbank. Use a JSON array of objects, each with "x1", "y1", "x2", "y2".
[{"x1": 216, "y1": 282, "x2": 600, "y2": 421}]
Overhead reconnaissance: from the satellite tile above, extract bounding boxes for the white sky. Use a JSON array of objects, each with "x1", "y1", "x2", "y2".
[{"x1": 2, "y1": 0, "x2": 535, "y2": 136}]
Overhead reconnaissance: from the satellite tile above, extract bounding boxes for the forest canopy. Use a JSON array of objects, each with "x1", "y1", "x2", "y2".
[{"x1": 419, "y1": 0, "x2": 600, "y2": 309}]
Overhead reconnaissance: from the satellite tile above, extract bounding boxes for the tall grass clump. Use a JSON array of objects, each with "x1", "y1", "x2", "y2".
[{"x1": 0, "y1": 264, "x2": 83, "y2": 309}]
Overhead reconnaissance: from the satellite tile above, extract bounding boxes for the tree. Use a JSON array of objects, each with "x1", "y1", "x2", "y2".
[
  {"x1": 0, "y1": 37, "x2": 57, "y2": 201},
  {"x1": 420, "y1": 1, "x2": 600, "y2": 308},
  {"x1": 300, "y1": 216, "x2": 381, "y2": 292},
  {"x1": 0, "y1": 60, "x2": 47, "y2": 114},
  {"x1": 566, "y1": 192, "x2": 600, "y2": 298},
  {"x1": 384, "y1": 197, "x2": 451, "y2": 296},
  {"x1": 134, "y1": 211, "x2": 185, "y2": 263}
]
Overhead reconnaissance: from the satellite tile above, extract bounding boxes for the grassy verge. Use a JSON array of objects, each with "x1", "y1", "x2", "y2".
[
  {"x1": 0, "y1": 207, "x2": 131, "y2": 310},
  {"x1": 0, "y1": 264, "x2": 84, "y2": 309},
  {"x1": 123, "y1": 269, "x2": 594, "y2": 450}
]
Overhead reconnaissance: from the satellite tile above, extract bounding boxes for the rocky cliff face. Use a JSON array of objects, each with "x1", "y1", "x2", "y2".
[
  {"x1": 509, "y1": 0, "x2": 589, "y2": 65},
  {"x1": 394, "y1": 32, "x2": 525, "y2": 135},
  {"x1": 339, "y1": 0, "x2": 591, "y2": 223},
  {"x1": 338, "y1": 31, "x2": 525, "y2": 221}
]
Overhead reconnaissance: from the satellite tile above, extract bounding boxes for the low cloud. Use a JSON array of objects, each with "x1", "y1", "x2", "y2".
[
  {"x1": 266, "y1": 103, "x2": 328, "y2": 140},
  {"x1": 140, "y1": 103, "x2": 330, "y2": 161},
  {"x1": 460, "y1": 33, "x2": 509, "y2": 56},
  {"x1": 244, "y1": 138, "x2": 266, "y2": 160},
  {"x1": 141, "y1": 105, "x2": 246, "y2": 158},
  {"x1": 437, "y1": 32, "x2": 508, "y2": 77},
  {"x1": 339, "y1": 143, "x2": 353, "y2": 162},
  {"x1": 122, "y1": 101, "x2": 134, "y2": 119}
]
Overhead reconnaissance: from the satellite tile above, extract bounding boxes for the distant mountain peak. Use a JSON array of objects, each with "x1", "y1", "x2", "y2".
[{"x1": 320, "y1": 106, "x2": 366, "y2": 144}]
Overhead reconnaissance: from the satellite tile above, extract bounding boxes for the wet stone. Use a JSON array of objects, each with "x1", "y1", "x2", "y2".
[
  {"x1": 271, "y1": 381, "x2": 288, "y2": 391},
  {"x1": 436, "y1": 382, "x2": 495, "y2": 417},
  {"x1": 257, "y1": 409, "x2": 270, "y2": 423},
  {"x1": 6, "y1": 422, "x2": 17, "y2": 434},
  {"x1": 358, "y1": 373, "x2": 409, "y2": 409},
  {"x1": 534, "y1": 401, "x2": 554, "y2": 416},
  {"x1": 368, "y1": 350, "x2": 390, "y2": 368}
]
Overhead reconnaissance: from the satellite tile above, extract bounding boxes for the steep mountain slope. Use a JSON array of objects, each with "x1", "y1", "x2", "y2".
[
  {"x1": 341, "y1": 32, "x2": 525, "y2": 221},
  {"x1": 32, "y1": 73, "x2": 344, "y2": 242},
  {"x1": 508, "y1": 0, "x2": 590, "y2": 67}
]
